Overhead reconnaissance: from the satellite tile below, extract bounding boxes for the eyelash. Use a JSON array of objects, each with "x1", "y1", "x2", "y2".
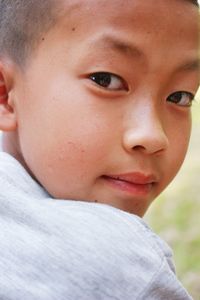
[
  {"x1": 89, "y1": 72, "x2": 194, "y2": 106},
  {"x1": 167, "y1": 91, "x2": 194, "y2": 107},
  {"x1": 89, "y1": 72, "x2": 128, "y2": 91}
]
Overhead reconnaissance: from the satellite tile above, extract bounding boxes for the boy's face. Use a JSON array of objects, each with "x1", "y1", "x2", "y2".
[{"x1": 9, "y1": 0, "x2": 199, "y2": 216}]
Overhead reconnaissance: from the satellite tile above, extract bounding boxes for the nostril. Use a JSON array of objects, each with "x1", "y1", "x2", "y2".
[
  {"x1": 132, "y1": 145, "x2": 146, "y2": 151},
  {"x1": 130, "y1": 136, "x2": 168, "y2": 155},
  {"x1": 123, "y1": 122, "x2": 169, "y2": 155}
]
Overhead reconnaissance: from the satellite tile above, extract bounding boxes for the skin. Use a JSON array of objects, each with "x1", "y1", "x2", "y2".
[{"x1": 0, "y1": 0, "x2": 199, "y2": 216}]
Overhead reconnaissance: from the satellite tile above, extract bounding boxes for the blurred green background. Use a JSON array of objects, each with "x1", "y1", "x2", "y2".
[{"x1": 145, "y1": 90, "x2": 200, "y2": 299}]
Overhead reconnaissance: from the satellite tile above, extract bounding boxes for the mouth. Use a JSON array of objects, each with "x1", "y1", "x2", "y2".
[{"x1": 101, "y1": 172, "x2": 157, "y2": 196}]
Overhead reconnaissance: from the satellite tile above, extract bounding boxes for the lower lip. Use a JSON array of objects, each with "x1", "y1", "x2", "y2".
[{"x1": 102, "y1": 176, "x2": 153, "y2": 196}]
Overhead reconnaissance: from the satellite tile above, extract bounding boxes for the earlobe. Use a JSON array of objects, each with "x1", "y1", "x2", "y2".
[{"x1": 0, "y1": 62, "x2": 17, "y2": 132}]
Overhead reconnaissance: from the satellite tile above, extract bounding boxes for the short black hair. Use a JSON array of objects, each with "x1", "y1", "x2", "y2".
[
  {"x1": 0, "y1": 0, "x2": 61, "y2": 66},
  {"x1": 0, "y1": 0, "x2": 199, "y2": 67}
]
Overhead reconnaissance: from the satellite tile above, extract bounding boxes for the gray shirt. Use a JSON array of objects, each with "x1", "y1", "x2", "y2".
[{"x1": 0, "y1": 152, "x2": 192, "y2": 299}]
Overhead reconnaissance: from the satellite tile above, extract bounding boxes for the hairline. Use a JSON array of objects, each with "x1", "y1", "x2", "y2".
[{"x1": 0, "y1": 0, "x2": 199, "y2": 68}]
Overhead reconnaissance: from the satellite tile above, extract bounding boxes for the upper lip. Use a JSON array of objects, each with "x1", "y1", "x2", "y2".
[{"x1": 103, "y1": 172, "x2": 157, "y2": 185}]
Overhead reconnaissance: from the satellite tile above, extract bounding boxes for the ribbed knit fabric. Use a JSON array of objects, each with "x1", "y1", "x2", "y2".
[{"x1": 0, "y1": 152, "x2": 192, "y2": 299}]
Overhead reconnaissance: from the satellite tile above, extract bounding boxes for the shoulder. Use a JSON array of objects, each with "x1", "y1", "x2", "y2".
[
  {"x1": 0, "y1": 150, "x2": 191, "y2": 299},
  {"x1": 59, "y1": 203, "x2": 192, "y2": 299}
]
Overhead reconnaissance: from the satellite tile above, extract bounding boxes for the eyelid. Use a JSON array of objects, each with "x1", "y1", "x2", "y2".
[
  {"x1": 167, "y1": 91, "x2": 195, "y2": 107},
  {"x1": 88, "y1": 71, "x2": 129, "y2": 92}
]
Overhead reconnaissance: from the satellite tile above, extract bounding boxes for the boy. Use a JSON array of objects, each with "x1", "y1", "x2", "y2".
[{"x1": 0, "y1": 0, "x2": 199, "y2": 299}]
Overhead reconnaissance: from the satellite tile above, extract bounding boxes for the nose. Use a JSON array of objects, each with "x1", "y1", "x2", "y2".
[{"x1": 122, "y1": 107, "x2": 169, "y2": 155}]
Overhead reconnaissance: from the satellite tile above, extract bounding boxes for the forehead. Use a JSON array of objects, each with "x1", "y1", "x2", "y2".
[
  {"x1": 60, "y1": 0, "x2": 199, "y2": 23},
  {"x1": 30, "y1": 0, "x2": 199, "y2": 81},
  {"x1": 58, "y1": 0, "x2": 199, "y2": 42},
  {"x1": 57, "y1": 0, "x2": 199, "y2": 57}
]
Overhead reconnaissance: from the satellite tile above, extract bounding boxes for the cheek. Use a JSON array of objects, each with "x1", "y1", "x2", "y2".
[
  {"x1": 53, "y1": 124, "x2": 111, "y2": 173},
  {"x1": 37, "y1": 130, "x2": 112, "y2": 198},
  {"x1": 164, "y1": 116, "x2": 191, "y2": 185},
  {"x1": 20, "y1": 106, "x2": 112, "y2": 184}
]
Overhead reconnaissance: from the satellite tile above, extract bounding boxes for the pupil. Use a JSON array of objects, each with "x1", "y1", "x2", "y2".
[
  {"x1": 94, "y1": 73, "x2": 111, "y2": 87},
  {"x1": 170, "y1": 92, "x2": 182, "y2": 103}
]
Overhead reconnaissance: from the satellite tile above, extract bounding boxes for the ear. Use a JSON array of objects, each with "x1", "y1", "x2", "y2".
[{"x1": 0, "y1": 61, "x2": 17, "y2": 131}]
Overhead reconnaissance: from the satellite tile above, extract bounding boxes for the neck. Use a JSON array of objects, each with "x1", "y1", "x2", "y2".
[
  {"x1": 2, "y1": 131, "x2": 40, "y2": 185},
  {"x1": 2, "y1": 132, "x2": 23, "y2": 163}
]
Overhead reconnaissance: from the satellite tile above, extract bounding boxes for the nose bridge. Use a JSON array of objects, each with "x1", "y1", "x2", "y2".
[{"x1": 123, "y1": 99, "x2": 169, "y2": 154}]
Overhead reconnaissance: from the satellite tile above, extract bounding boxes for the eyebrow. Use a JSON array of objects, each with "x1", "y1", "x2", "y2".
[
  {"x1": 177, "y1": 59, "x2": 200, "y2": 72},
  {"x1": 89, "y1": 35, "x2": 144, "y2": 58},
  {"x1": 88, "y1": 34, "x2": 200, "y2": 73}
]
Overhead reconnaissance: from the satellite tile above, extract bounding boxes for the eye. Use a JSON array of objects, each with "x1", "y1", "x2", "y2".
[
  {"x1": 89, "y1": 72, "x2": 128, "y2": 91},
  {"x1": 167, "y1": 91, "x2": 194, "y2": 107}
]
